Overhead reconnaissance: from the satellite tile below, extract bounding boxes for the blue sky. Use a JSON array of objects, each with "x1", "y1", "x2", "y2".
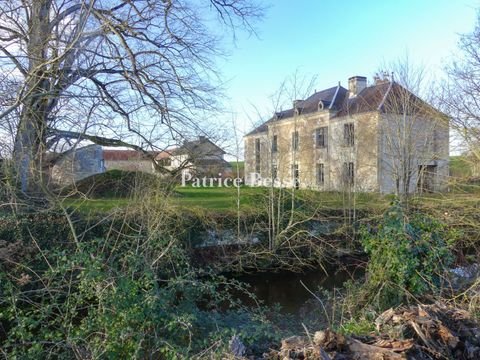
[{"x1": 217, "y1": 0, "x2": 479, "y2": 138}]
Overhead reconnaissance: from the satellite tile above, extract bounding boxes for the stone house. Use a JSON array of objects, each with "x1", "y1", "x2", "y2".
[
  {"x1": 156, "y1": 136, "x2": 232, "y2": 178},
  {"x1": 244, "y1": 76, "x2": 449, "y2": 193}
]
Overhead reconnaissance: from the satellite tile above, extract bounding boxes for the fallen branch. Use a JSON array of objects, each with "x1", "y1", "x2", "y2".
[{"x1": 264, "y1": 302, "x2": 480, "y2": 359}]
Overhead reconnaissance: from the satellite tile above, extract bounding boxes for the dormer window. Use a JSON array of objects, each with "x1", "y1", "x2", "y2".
[
  {"x1": 318, "y1": 101, "x2": 324, "y2": 111},
  {"x1": 293, "y1": 99, "x2": 302, "y2": 116}
]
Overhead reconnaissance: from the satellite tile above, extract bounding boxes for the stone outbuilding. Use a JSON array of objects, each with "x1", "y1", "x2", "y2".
[{"x1": 50, "y1": 136, "x2": 231, "y2": 185}]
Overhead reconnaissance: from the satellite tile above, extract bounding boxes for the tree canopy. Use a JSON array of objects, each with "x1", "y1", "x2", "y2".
[{"x1": 0, "y1": 0, "x2": 261, "y2": 193}]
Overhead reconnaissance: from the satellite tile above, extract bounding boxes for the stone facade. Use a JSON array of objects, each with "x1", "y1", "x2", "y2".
[
  {"x1": 244, "y1": 76, "x2": 449, "y2": 193},
  {"x1": 51, "y1": 144, "x2": 104, "y2": 185}
]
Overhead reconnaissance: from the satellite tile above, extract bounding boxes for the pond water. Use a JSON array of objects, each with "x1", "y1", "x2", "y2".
[{"x1": 232, "y1": 264, "x2": 365, "y2": 313}]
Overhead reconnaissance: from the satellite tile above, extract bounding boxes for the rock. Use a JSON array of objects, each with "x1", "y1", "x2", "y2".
[
  {"x1": 312, "y1": 329, "x2": 345, "y2": 351},
  {"x1": 229, "y1": 335, "x2": 246, "y2": 357},
  {"x1": 313, "y1": 331, "x2": 327, "y2": 346},
  {"x1": 281, "y1": 336, "x2": 306, "y2": 350},
  {"x1": 449, "y1": 263, "x2": 480, "y2": 290}
]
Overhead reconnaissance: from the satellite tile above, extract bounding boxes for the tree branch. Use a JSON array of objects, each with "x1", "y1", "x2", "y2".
[
  {"x1": 47, "y1": 128, "x2": 172, "y2": 174},
  {"x1": 0, "y1": 44, "x2": 27, "y2": 76}
]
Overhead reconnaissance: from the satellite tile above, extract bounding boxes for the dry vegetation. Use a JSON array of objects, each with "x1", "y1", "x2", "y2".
[{"x1": 1, "y1": 1, "x2": 480, "y2": 359}]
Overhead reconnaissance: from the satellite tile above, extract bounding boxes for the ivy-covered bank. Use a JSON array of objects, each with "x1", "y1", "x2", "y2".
[
  {"x1": 0, "y1": 194, "x2": 479, "y2": 358},
  {"x1": 0, "y1": 205, "x2": 287, "y2": 358}
]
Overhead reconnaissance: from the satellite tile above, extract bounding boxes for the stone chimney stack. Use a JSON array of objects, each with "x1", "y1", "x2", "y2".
[{"x1": 348, "y1": 76, "x2": 367, "y2": 98}]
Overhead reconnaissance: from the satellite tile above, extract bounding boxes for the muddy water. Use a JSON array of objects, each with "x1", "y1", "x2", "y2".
[{"x1": 234, "y1": 265, "x2": 364, "y2": 313}]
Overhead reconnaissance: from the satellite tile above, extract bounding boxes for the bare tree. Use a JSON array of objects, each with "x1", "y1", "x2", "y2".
[
  {"x1": 443, "y1": 13, "x2": 480, "y2": 169},
  {"x1": 0, "y1": 76, "x2": 20, "y2": 158},
  {"x1": 0, "y1": 0, "x2": 262, "y2": 197},
  {"x1": 246, "y1": 72, "x2": 326, "y2": 251},
  {"x1": 375, "y1": 57, "x2": 448, "y2": 201}
]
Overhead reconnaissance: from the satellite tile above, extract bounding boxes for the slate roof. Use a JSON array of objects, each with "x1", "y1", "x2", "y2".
[
  {"x1": 338, "y1": 82, "x2": 444, "y2": 118},
  {"x1": 244, "y1": 122, "x2": 269, "y2": 137},
  {"x1": 173, "y1": 137, "x2": 226, "y2": 156},
  {"x1": 336, "y1": 82, "x2": 391, "y2": 117},
  {"x1": 244, "y1": 80, "x2": 441, "y2": 137},
  {"x1": 295, "y1": 85, "x2": 347, "y2": 115},
  {"x1": 244, "y1": 84, "x2": 348, "y2": 137}
]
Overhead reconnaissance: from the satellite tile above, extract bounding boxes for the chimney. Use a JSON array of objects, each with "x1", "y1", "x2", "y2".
[
  {"x1": 198, "y1": 135, "x2": 206, "y2": 142},
  {"x1": 373, "y1": 71, "x2": 391, "y2": 85},
  {"x1": 348, "y1": 76, "x2": 367, "y2": 98}
]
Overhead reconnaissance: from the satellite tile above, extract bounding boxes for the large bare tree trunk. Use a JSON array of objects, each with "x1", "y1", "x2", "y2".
[
  {"x1": 13, "y1": 0, "x2": 51, "y2": 195},
  {"x1": 0, "y1": 0, "x2": 262, "y2": 202}
]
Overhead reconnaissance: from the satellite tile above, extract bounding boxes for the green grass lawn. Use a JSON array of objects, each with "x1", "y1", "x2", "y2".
[
  {"x1": 63, "y1": 185, "x2": 394, "y2": 214},
  {"x1": 62, "y1": 186, "x2": 265, "y2": 213},
  {"x1": 62, "y1": 182, "x2": 480, "y2": 215},
  {"x1": 174, "y1": 185, "x2": 262, "y2": 210},
  {"x1": 59, "y1": 168, "x2": 480, "y2": 215},
  {"x1": 174, "y1": 186, "x2": 394, "y2": 212}
]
